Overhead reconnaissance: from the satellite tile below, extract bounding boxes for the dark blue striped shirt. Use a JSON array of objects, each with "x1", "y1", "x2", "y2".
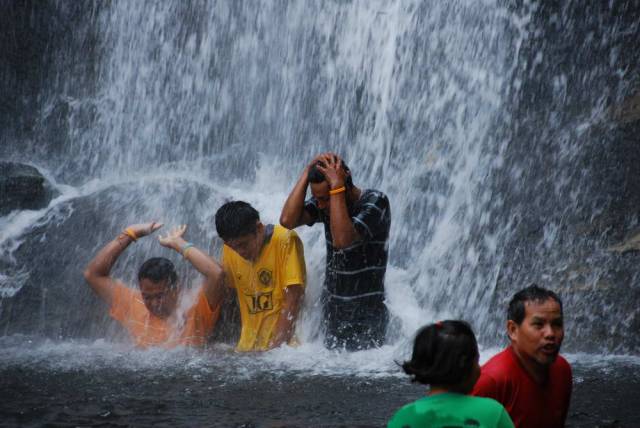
[{"x1": 304, "y1": 189, "x2": 391, "y2": 299}]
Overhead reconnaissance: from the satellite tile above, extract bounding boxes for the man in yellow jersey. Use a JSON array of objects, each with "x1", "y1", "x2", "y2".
[{"x1": 215, "y1": 201, "x2": 306, "y2": 352}]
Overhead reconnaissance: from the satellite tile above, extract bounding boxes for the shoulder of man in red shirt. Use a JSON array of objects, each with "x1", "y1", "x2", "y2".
[
  {"x1": 472, "y1": 347, "x2": 572, "y2": 394},
  {"x1": 472, "y1": 346, "x2": 573, "y2": 428},
  {"x1": 471, "y1": 347, "x2": 516, "y2": 402}
]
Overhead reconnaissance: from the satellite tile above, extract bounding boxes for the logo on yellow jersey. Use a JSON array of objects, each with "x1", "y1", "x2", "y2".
[
  {"x1": 244, "y1": 292, "x2": 273, "y2": 314},
  {"x1": 258, "y1": 268, "x2": 272, "y2": 286}
]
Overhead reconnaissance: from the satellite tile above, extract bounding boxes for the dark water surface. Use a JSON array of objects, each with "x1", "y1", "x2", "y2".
[{"x1": 1, "y1": 339, "x2": 638, "y2": 427}]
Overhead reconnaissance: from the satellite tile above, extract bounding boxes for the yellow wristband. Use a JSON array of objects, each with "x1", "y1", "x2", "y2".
[
  {"x1": 123, "y1": 227, "x2": 138, "y2": 242},
  {"x1": 329, "y1": 186, "x2": 346, "y2": 195}
]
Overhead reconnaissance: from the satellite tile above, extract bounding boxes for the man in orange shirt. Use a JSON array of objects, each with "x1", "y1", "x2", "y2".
[{"x1": 83, "y1": 222, "x2": 225, "y2": 348}]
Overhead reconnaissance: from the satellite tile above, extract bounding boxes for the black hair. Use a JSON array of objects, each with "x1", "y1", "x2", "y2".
[
  {"x1": 215, "y1": 200, "x2": 260, "y2": 241},
  {"x1": 401, "y1": 320, "x2": 478, "y2": 387},
  {"x1": 308, "y1": 160, "x2": 354, "y2": 188},
  {"x1": 507, "y1": 284, "x2": 563, "y2": 325},
  {"x1": 137, "y1": 257, "x2": 178, "y2": 289}
]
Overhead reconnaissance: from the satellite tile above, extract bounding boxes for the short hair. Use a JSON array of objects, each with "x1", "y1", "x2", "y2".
[
  {"x1": 507, "y1": 284, "x2": 563, "y2": 325},
  {"x1": 215, "y1": 200, "x2": 260, "y2": 241},
  {"x1": 401, "y1": 320, "x2": 478, "y2": 387},
  {"x1": 138, "y1": 257, "x2": 178, "y2": 289},
  {"x1": 308, "y1": 160, "x2": 353, "y2": 188}
]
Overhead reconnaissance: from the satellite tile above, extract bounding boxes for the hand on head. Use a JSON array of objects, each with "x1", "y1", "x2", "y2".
[
  {"x1": 314, "y1": 153, "x2": 347, "y2": 189},
  {"x1": 308, "y1": 152, "x2": 339, "y2": 169}
]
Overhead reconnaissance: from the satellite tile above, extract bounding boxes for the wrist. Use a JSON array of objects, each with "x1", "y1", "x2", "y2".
[
  {"x1": 329, "y1": 179, "x2": 345, "y2": 189},
  {"x1": 122, "y1": 227, "x2": 138, "y2": 242},
  {"x1": 179, "y1": 241, "x2": 195, "y2": 257},
  {"x1": 117, "y1": 233, "x2": 134, "y2": 245},
  {"x1": 329, "y1": 186, "x2": 346, "y2": 196}
]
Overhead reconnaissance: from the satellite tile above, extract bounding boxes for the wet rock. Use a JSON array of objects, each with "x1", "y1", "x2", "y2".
[
  {"x1": 611, "y1": 90, "x2": 640, "y2": 124},
  {"x1": 0, "y1": 161, "x2": 55, "y2": 215},
  {"x1": 607, "y1": 231, "x2": 640, "y2": 253}
]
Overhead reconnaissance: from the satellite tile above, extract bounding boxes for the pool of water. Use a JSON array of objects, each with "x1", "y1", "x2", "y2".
[{"x1": 1, "y1": 336, "x2": 639, "y2": 427}]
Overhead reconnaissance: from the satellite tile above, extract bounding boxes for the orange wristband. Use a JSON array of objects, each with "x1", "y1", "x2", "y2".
[
  {"x1": 123, "y1": 227, "x2": 138, "y2": 242},
  {"x1": 329, "y1": 186, "x2": 346, "y2": 195}
]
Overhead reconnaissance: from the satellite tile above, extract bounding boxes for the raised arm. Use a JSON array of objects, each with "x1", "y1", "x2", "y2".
[
  {"x1": 280, "y1": 163, "x2": 314, "y2": 229},
  {"x1": 281, "y1": 153, "x2": 340, "y2": 229},
  {"x1": 158, "y1": 225, "x2": 226, "y2": 310},
  {"x1": 83, "y1": 222, "x2": 163, "y2": 305},
  {"x1": 316, "y1": 156, "x2": 361, "y2": 248}
]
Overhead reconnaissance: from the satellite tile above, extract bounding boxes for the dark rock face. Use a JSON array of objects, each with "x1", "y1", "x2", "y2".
[
  {"x1": 0, "y1": 162, "x2": 55, "y2": 215},
  {"x1": 0, "y1": 179, "x2": 239, "y2": 343}
]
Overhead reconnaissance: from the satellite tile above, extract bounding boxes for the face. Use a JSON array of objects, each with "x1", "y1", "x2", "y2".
[
  {"x1": 225, "y1": 223, "x2": 264, "y2": 261},
  {"x1": 139, "y1": 278, "x2": 178, "y2": 319},
  {"x1": 508, "y1": 298, "x2": 564, "y2": 366},
  {"x1": 310, "y1": 181, "x2": 331, "y2": 211}
]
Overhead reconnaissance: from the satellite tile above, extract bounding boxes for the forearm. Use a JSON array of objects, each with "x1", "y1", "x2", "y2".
[
  {"x1": 268, "y1": 286, "x2": 303, "y2": 348},
  {"x1": 168, "y1": 238, "x2": 222, "y2": 279},
  {"x1": 168, "y1": 238, "x2": 226, "y2": 307},
  {"x1": 83, "y1": 232, "x2": 133, "y2": 302},
  {"x1": 328, "y1": 193, "x2": 359, "y2": 248},
  {"x1": 280, "y1": 168, "x2": 310, "y2": 228},
  {"x1": 85, "y1": 234, "x2": 132, "y2": 277},
  {"x1": 269, "y1": 310, "x2": 296, "y2": 348}
]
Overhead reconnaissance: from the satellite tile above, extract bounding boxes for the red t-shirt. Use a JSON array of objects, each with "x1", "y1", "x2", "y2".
[{"x1": 472, "y1": 346, "x2": 572, "y2": 428}]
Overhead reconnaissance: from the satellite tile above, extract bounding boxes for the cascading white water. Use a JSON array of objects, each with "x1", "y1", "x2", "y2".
[{"x1": 1, "y1": 0, "x2": 639, "y2": 368}]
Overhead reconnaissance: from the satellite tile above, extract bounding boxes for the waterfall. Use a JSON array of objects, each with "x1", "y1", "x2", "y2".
[{"x1": 1, "y1": 0, "x2": 639, "y2": 356}]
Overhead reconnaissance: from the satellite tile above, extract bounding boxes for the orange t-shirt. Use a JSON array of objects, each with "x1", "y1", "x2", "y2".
[{"x1": 109, "y1": 284, "x2": 219, "y2": 348}]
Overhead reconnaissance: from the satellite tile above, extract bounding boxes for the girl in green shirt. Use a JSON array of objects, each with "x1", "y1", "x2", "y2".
[{"x1": 388, "y1": 321, "x2": 514, "y2": 428}]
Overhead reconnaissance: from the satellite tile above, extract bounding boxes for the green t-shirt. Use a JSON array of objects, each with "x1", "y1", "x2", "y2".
[{"x1": 388, "y1": 392, "x2": 515, "y2": 428}]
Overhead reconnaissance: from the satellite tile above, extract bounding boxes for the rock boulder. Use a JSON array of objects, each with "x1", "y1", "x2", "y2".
[{"x1": 0, "y1": 161, "x2": 54, "y2": 215}]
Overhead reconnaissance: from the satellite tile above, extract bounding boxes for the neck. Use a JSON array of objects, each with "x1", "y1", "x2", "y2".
[
  {"x1": 511, "y1": 345, "x2": 549, "y2": 384},
  {"x1": 428, "y1": 383, "x2": 469, "y2": 396}
]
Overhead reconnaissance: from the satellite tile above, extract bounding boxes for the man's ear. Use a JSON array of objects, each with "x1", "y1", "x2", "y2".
[
  {"x1": 256, "y1": 221, "x2": 264, "y2": 234},
  {"x1": 507, "y1": 320, "x2": 518, "y2": 342}
]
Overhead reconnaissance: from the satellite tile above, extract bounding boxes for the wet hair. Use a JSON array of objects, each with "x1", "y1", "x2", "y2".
[
  {"x1": 507, "y1": 284, "x2": 563, "y2": 325},
  {"x1": 215, "y1": 200, "x2": 260, "y2": 241},
  {"x1": 402, "y1": 320, "x2": 478, "y2": 387},
  {"x1": 308, "y1": 160, "x2": 354, "y2": 188},
  {"x1": 137, "y1": 257, "x2": 178, "y2": 289}
]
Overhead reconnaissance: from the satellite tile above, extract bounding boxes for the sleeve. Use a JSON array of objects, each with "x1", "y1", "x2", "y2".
[
  {"x1": 352, "y1": 192, "x2": 389, "y2": 239},
  {"x1": 193, "y1": 288, "x2": 221, "y2": 318},
  {"x1": 109, "y1": 283, "x2": 137, "y2": 323},
  {"x1": 221, "y1": 245, "x2": 237, "y2": 289},
  {"x1": 496, "y1": 406, "x2": 515, "y2": 428},
  {"x1": 387, "y1": 406, "x2": 411, "y2": 428},
  {"x1": 282, "y1": 230, "x2": 306, "y2": 288},
  {"x1": 303, "y1": 198, "x2": 320, "y2": 226}
]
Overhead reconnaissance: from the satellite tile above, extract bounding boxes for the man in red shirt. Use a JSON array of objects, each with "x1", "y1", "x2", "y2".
[{"x1": 472, "y1": 284, "x2": 572, "y2": 428}]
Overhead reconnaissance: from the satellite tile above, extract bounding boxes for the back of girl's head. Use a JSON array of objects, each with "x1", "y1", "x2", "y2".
[{"x1": 402, "y1": 320, "x2": 478, "y2": 386}]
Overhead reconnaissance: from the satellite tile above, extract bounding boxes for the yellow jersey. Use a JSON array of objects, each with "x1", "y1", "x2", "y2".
[{"x1": 222, "y1": 225, "x2": 306, "y2": 351}]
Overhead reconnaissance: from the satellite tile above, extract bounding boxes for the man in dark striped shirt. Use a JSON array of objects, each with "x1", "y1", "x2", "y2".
[{"x1": 280, "y1": 152, "x2": 391, "y2": 350}]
